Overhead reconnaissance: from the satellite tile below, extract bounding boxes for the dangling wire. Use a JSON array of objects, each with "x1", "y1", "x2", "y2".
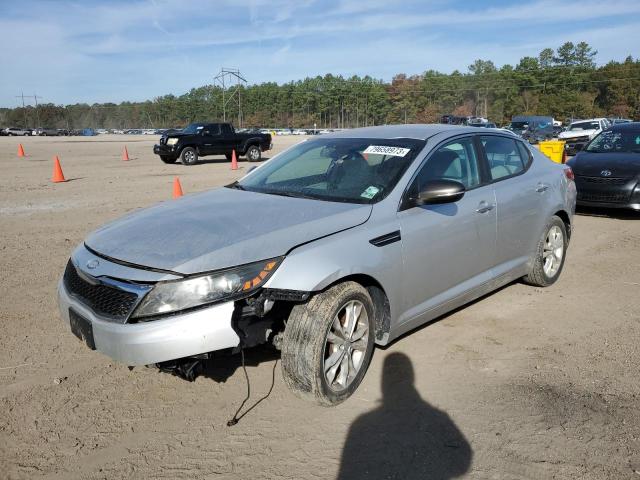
[{"x1": 227, "y1": 348, "x2": 278, "y2": 427}]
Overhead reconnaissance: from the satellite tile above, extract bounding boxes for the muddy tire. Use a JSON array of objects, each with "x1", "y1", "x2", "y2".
[
  {"x1": 180, "y1": 147, "x2": 198, "y2": 165},
  {"x1": 523, "y1": 215, "x2": 567, "y2": 287},
  {"x1": 281, "y1": 281, "x2": 375, "y2": 406}
]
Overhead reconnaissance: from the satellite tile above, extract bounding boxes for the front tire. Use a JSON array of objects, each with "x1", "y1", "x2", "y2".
[
  {"x1": 246, "y1": 145, "x2": 261, "y2": 162},
  {"x1": 281, "y1": 281, "x2": 375, "y2": 406},
  {"x1": 180, "y1": 147, "x2": 198, "y2": 165},
  {"x1": 523, "y1": 215, "x2": 567, "y2": 287}
]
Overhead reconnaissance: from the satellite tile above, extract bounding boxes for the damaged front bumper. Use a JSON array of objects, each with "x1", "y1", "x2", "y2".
[
  {"x1": 57, "y1": 246, "x2": 241, "y2": 366},
  {"x1": 58, "y1": 281, "x2": 240, "y2": 365}
]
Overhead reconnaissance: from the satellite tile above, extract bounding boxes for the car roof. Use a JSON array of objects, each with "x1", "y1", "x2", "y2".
[
  {"x1": 322, "y1": 124, "x2": 496, "y2": 140},
  {"x1": 608, "y1": 122, "x2": 640, "y2": 131},
  {"x1": 571, "y1": 118, "x2": 607, "y2": 123}
]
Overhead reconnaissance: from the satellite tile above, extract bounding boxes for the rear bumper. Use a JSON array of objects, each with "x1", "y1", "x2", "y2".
[{"x1": 58, "y1": 279, "x2": 240, "y2": 366}]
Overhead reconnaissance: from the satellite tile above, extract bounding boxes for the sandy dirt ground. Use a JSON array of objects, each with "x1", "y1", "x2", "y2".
[{"x1": 1, "y1": 134, "x2": 639, "y2": 480}]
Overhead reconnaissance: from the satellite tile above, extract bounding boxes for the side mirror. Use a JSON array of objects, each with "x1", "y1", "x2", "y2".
[{"x1": 413, "y1": 180, "x2": 465, "y2": 206}]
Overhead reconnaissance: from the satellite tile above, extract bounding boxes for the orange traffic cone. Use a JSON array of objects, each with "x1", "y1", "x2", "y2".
[
  {"x1": 52, "y1": 156, "x2": 66, "y2": 183},
  {"x1": 122, "y1": 146, "x2": 130, "y2": 161},
  {"x1": 18, "y1": 144, "x2": 25, "y2": 157},
  {"x1": 172, "y1": 177, "x2": 183, "y2": 198},
  {"x1": 231, "y1": 149, "x2": 238, "y2": 170}
]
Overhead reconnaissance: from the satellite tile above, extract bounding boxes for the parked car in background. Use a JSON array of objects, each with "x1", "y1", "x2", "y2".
[
  {"x1": 4, "y1": 127, "x2": 32, "y2": 136},
  {"x1": 509, "y1": 116, "x2": 555, "y2": 144},
  {"x1": 35, "y1": 127, "x2": 60, "y2": 136},
  {"x1": 567, "y1": 122, "x2": 640, "y2": 210},
  {"x1": 469, "y1": 121, "x2": 498, "y2": 129},
  {"x1": 610, "y1": 118, "x2": 633, "y2": 125},
  {"x1": 559, "y1": 118, "x2": 610, "y2": 155},
  {"x1": 59, "y1": 124, "x2": 576, "y2": 405},
  {"x1": 153, "y1": 122, "x2": 272, "y2": 165}
]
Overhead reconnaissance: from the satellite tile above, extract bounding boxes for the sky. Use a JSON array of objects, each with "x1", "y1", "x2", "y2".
[{"x1": 1, "y1": 0, "x2": 639, "y2": 107}]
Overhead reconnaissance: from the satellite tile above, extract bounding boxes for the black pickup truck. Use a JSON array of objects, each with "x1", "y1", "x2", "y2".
[{"x1": 153, "y1": 123, "x2": 272, "y2": 165}]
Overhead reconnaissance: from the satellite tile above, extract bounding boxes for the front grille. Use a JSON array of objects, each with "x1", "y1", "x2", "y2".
[
  {"x1": 577, "y1": 191, "x2": 629, "y2": 203},
  {"x1": 63, "y1": 261, "x2": 139, "y2": 320},
  {"x1": 577, "y1": 176, "x2": 630, "y2": 185}
]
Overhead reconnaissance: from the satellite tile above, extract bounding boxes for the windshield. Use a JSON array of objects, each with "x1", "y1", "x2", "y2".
[
  {"x1": 232, "y1": 137, "x2": 426, "y2": 204},
  {"x1": 181, "y1": 123, "x2": 204, "y2": 134},
  {"x1": 569, "y1": 121, "x2": 599, "y2": 131},
  {"x1": 585, "y1": 130, "x2": 640, "y2": 153}
]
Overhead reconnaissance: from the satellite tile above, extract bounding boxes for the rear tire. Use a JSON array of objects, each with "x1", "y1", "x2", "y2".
[
  {"x1": 180, "y1": 147, "x2": 198, "y2": 166},
  {"x1": 246, "y1": 145, "x2": 261, "y2": 162},
  {"x1": 281, "y1": 281, "x2": 375, "y2": 406},
  {"x1": 523, "y1": 215, "x2": 567, "y2": 287},
  {"x1": 160, "y1": 155, "x2": 177, "y2": 164}
]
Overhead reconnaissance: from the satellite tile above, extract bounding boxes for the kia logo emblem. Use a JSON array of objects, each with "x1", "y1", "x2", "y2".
[
  {"x1": 86, "y1": 259, "x2": 100, "y2": 269},
  {"x1": 600, "y1": 170, "x2": 612, "y2": 177}
]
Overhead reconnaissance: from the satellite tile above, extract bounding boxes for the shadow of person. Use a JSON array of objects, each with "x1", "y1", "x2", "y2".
[{"x1": 337, "y1": 353, "x2": 472, "y2": 480}]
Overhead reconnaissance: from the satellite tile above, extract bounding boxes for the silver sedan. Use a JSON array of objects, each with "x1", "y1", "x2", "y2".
[{"x1": 58, "y1": 124, "x2": 576, "y2": 405}]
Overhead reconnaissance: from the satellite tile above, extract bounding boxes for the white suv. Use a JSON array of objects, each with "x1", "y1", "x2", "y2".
[{"x1": 559, "y1": 118, "x2": 610, "y2": 154}]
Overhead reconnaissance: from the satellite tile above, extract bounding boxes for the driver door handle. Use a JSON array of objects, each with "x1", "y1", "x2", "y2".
[{"x1": 476, "y1": 201, "x2": 495, "y2": 214}]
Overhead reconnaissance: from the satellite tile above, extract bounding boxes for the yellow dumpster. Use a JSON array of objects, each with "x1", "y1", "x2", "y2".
[{"x1": 538, "y1": 140, "x2": 566, "y2": 163}]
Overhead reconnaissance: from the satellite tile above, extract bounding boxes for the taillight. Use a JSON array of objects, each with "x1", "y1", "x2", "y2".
[{"x1": 564, "y1": 166, "x2": 574, "y2": 181}]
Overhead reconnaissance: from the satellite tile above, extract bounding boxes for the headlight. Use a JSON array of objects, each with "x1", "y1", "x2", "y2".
[
  {"x1": 132, "y1": 258, "x2": 281, "y2": 319},
  {"x1": 166, "y1": 138, "x2": 178, "y2": 146}
]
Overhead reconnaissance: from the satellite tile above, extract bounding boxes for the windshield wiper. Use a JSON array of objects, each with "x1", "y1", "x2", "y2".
[
  {"x1": 262, "y1": 189, "x2": 318, "y2": 200},
  {"x1": 226, "y1": 181, "x2": 246, "y2": 190}
]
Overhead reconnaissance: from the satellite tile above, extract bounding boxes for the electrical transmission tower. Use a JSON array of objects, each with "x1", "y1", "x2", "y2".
[
  {"x1": 15, "y1": 92, "x2": 43, "y2": 128},
  {"x1": 213, "y1": 67, "x2": 246, "y2": 127}
]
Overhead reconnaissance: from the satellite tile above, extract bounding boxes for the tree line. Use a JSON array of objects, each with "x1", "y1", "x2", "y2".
[{"x1": 1, "y1": 42, "x2": 639, "y2": 130}]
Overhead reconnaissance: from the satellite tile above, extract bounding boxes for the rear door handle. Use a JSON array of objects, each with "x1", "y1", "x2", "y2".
[
  {"x1": 535, "y1": 183, "x2": 549, "y2": 193},
  {"x1": 476, "y1": 201, "x2": 495, "y2": 214}
]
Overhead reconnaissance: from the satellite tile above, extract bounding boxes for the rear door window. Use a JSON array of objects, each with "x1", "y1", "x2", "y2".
[{"x1": 480, "y1": 136, "x2": 526, "y2": 181}]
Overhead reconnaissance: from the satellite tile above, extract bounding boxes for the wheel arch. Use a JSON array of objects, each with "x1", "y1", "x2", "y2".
[
  {"x1": 319, "y1": 273, "x2": 392, "y2": 345},
  {"x1": 553, "y1": 209, "x2": 572, "y2": 240},
  {"x1": 241, "y1": 137, "x2": 262, "y2": 153}
]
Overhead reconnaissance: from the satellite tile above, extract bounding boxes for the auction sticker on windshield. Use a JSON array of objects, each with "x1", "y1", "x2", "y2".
[
  {"x1": 363, "y1": 145, "x2": 411, "y2": 157},
  {"x1": 360, "y1": 186, "x2": 380, "y2": 199}
]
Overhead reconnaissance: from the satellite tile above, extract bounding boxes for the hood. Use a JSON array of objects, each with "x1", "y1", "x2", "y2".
[
  {"x1": 569, "y1": 152, "x2": 640, "y2": 177},
  {"x1": 559, "y1": 129, "x2": 598, "y2": 140},
  {"x1": 85, "y1": 187, "x2": 372, "y2": 275}
]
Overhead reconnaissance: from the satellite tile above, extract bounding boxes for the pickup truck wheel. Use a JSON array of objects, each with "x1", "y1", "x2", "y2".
[
  {"x1": 523, "y1": 215, "x2": 567, "y2": 287},
  {"x1": 281, "y1": 281, "x2": 375, "y2": 406},
  {"x1": 246, "y1": 145, "x2": 261, "y2": 162},
  {"x1": 160, "y1": 155, "x2": 177, "y2": 164},
  {"x1": 181, "y1": 147, "x2": 198, "y2": 166}
]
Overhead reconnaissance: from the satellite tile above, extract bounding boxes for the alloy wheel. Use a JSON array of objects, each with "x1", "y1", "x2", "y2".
[
  {"x1": 323, "y1": 300, "x2": 369, "y2": 392},
  {"x1": 543, "y1": 225, "x2": 564, "y2": 277}
]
